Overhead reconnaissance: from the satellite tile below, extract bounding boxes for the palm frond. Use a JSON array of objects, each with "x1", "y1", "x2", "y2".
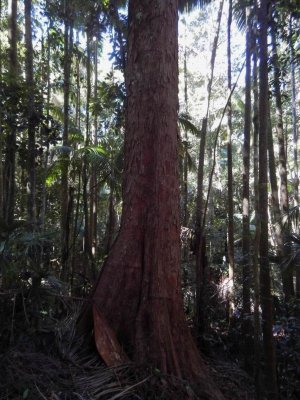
[
  {"x1": 187, "y1": 150, "x2": 197, "y2": 172},
  {"x1": 233, "y1": 0, "x2": 256, "y2": 32},
  {"x1": 178, "y1": 113, "x2": 200, "y2": 136},
  {"x1": 179, "y1": 0, "x2": 212, "y2": 13},
  {"x1": 284, "y1": 205, "x2": 300, "y2": 233}
]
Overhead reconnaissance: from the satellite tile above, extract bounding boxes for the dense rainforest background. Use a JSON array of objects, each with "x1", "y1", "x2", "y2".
[{"x1": 0, "y1": 0, "x2": 300, "y2": 399}]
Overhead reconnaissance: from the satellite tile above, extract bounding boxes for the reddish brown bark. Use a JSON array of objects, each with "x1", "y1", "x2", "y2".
[{"x1": 89, "y1": 1, "x2": 223, "y2": 394}]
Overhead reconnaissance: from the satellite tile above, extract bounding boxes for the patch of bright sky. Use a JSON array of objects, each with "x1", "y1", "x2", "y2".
[{"x1": 178, "y1": 2, "x2": 246, "y2": 128}]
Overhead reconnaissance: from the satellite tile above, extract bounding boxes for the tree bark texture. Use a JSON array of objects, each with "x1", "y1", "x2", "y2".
[
  {"x1": 258, "y1": 1, "x2": 278, "y2": 398},
  {"x1": 90, "y1": 1, "x2": 223, "y2": 393}
]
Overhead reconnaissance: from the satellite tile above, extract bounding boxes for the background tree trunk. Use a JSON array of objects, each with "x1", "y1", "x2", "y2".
[
  {"x1": 252, "y1": 29, "x2": 262, "y2": 397},
  {"x1": 290, "y1": 16, "x2": 299, "y2": 207},
  {"x1": 89, "y1": 36, "x2": 99, "y2": 270},
  {"x1": 270, "y1": 19, "x2": 293, "y2": 302},
  {"x1": 61, "y1": 2, "x2": 73, "y2": 281},
  {"x1": 226, "y1": 0, "x2": 235, "y2": 322},
  {"x1": 25, "y1": 0, "x2": 36, "y2": 223},
  {"x1": 0, "y1": 0, "x2": 3, "y2": 216},
  {"x1": 258, "y1": 1, "x2": 278, "y2": 398},
  {"x1": 3, "y1": 0, "x2": 18, "y2": 225},
  {"x1": 242, "y1": 6, "x2": 252, "y2": 372},
  {"x1": 194, "y1": 0, "x2": 224, "y2": 332}
]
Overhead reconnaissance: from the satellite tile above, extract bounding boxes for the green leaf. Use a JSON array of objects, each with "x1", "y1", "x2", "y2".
[{"x1": 178, "y1": 113, "x2": 200, "y2": 136}]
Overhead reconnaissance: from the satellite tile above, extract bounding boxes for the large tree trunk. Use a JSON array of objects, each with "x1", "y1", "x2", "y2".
[
  {"x1": 258, "y1": 1, "x2": 278, "y2": 398},
  {"x1": 88, "y1": 1, "x2": 223, "y2": 394}
]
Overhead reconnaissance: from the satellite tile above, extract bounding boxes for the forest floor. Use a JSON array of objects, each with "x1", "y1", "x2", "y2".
[{"x1": 0, "y1": 291, "x2": 256, "y2": 400}]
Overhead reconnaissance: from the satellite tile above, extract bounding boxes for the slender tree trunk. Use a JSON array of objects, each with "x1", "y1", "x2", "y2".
[
  {"x1": 182, "y1": 43, "x2": 189, "y2": 229},
  {"x1": 258, "y1": 1, "x2": 278, "y2": 398},
  {"x1": 71, "y1": 167, "x2": 81, "y2": 294},
  {"x1": 289, "y1": 16, "x2": 300, "y2": 297},
  {"x1": 4, "y1": 0, "x2": 18, "y2": 225},
  {"x1": 267, "y1": 107, "x2": 282, "y2": 252},
  {"x1": 267, "y1": 106, "x2": 294, "y2": 302},
  {"x1": 194, "y1": 0, "x2": 224, "y2": 332},
  {"x1": 25, "y1": 0, "x2": 36, "y2": 223},
  {"x1": 290, "y1": 16, "x2": 299, "y2": 207},
  {"x1": 83, "y1": 31, "x2": 92, "y2": 269},
  {"x1": 242, "y1": 6, "x2": 252, "y2": 372},
  {"x1": 41, "y1": 15, "x2": 52, "y2": 230},
  {"x1": 252, "y1": 33, "x2": 262, "y2": 398},
  {"x1": 270, "y1": 19, "x2": 293, "y2": 302},
  {"x1": 226, "y1": 0, "x2": 235, "y2": 321},
  {"x1": 61, "y1": 3, "x2": 73, "y2": 280},
  {"x1": 89, "y1": 37, "x2": 98, "y2": 271},
  {"x1": 83, "y1": 2, "x2": 224, "y2": 396},
  {"x1": 271, "y1": 21, "x2": 289, "y2": 216},
  {"x1": 0, "y1": 0, "x2": 3, "y2": 216}
]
